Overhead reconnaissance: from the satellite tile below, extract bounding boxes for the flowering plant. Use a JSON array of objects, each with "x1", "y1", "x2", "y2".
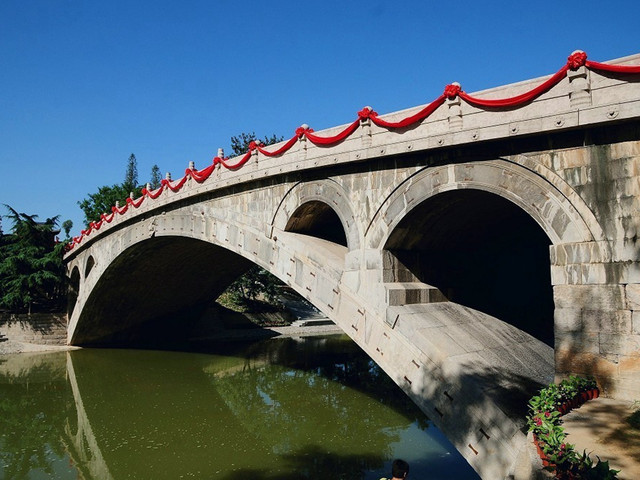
[{"x1": 526, "y1": 376, "x2": 618, "y2": 478}]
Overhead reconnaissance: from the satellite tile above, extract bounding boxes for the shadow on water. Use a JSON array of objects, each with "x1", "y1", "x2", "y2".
[
  {"x1": 193, "y1": 334, "x2": 433, "y2": 428},
  {"x1": 0, "y1": 336, "x2": 479, "y2": 479},
  {"x1": 217, "y1": 446, "x2": 383, "y2": 480}
]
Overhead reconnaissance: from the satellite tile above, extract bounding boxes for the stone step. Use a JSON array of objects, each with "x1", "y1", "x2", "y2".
[
  {"x1": 384, "y1": 282, "x2": 447, "y2": 306},
  {"x1": 290, "y1": 318, "x2": 335, "y2": 328}
]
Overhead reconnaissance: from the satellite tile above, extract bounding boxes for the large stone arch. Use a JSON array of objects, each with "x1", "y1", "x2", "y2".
[
  {"x1": 367, "y1": 159, "x2": 606, "y2": 251},
  {"x1": 271, "y1": 179, "x2": 361, "y2": 251},
  {"x1": 67, "y1": 207, "x2": 354, "y2": 346}
]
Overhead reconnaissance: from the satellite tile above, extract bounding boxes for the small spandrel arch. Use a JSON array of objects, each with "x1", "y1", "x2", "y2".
[
  {"x1": 68, "y1": 266, "x2": 81, "y2": 317},
  {"x1": 284, "y1": 201, "x2": 348, "y2": 247},
  {"x1": 84, "y1": 256, "x2": 95, "y2": 278}
]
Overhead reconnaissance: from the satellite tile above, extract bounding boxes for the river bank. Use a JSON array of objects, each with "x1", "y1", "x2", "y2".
[{"x1": 0, "y1": 315, "x2": 343, "y2": 355}]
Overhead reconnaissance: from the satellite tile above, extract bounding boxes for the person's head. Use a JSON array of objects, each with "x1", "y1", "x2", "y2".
[{"x1": 391, "y1": 459, "x2": 409, "y2": 479}]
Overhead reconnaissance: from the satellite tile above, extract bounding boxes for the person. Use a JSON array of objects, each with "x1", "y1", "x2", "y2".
[{"x1": 380, "y1": 459, "x2": 409, "y2": 480}]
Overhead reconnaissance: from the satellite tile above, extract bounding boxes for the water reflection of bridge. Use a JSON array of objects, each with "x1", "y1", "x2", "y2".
[
  {"x1": 53, "y1": 338, "x2": 474, "y2": 479},
  {"x1": 63, "y1": 353, "x2": 115, "y2": 480}
]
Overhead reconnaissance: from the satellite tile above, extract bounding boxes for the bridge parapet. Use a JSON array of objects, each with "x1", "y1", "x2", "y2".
[{"x1": 65, "y1": 52, "x2": 640, "y2": 258}]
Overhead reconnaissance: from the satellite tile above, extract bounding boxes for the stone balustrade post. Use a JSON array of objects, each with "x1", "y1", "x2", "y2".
[{"x1": 568, "y1": 65, "x2": 591, "y2": 108}]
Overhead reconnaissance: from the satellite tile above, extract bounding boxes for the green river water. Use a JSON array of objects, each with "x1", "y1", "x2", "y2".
[{"x1": 0, "y1": 334, "x2": 479, "y2": 479}]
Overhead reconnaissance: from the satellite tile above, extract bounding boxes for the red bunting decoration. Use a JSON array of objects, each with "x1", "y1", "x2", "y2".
[{"x1": 65, "y1": 51, "x2": 640, "y2": 252}]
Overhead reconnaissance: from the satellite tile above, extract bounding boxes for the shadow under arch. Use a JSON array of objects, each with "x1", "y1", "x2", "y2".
[
  {"x1": 68, "y1": 266, "x2": 80, "y2": 318},
  {"x1": 271, "y1": 179, "x2": 360, "y2": 250},
  {"x1": 385, "y1": 188, "x2": 555, "y2": 345},
  {"x1": 70, "y1": 236, "x2": 255, "y2": 346},
  {"x1": 284, "y1": 201, "x2": 348, "y2": 247},
  {"x1": 84, "y1": 255, "x2": 95, "y2": 278},
  {"x1": 367, "y1": 159, "x2": 602, "y2": 250}
]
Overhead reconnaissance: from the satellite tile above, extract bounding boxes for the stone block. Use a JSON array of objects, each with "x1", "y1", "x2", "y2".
[
  {"x1": 607, "y1": 156, "x2": 640, "y2": 179},
  {"x1": 416, "y1": 326, "x2": 468, "y2": 360},
  {"x1": 550, "y1": 241, "x2": 611, "y2": 266},
  {"x1": 599, "y1": 333, "x2": 640, "y2": 357},
  {"x1": 382, "y1": 194, "x2": 406, "y2": 227},
  {"x1": 619, "y1": 355, "x2": 640, "y2": 375},
  {"x1": 626, "y1": 284, "x2": 640, "y2": 310},
  {"x1": 554, "y1": 308, "x2": 583, "y2": 332},
  {"x1": 561, "y1": 166, "x2": 590, "y2": 186},
  {"x1": 608, "y1": 375, "x2": 640, "y2": 401},
  {"x1": 608, "y1": 140, "x2": 640, "y2": 160},
  {"x1": 554, "y1": 330, "x2": 600, "y2": 354},
  {"x1": 570, "y1": 309, "x2": 632, "y2": 334},
  {"x1": 553, "y1": 284, "x2": 625, "y2": 310},
  {"x1": 442, "y1": 324, "x2": 486, "y2": 353},
  {"x1": 550, "y1": 148, "x2": 590, "y2": 171},
  {"x1": 385, "y1": 282, "x2": 446, "y2": 306},
  {"x1": 633, "y1": 311, "x2": 640, "y2": 335},
  {"x1": 555, "y1": 349, "x2": 618, "y2": 378}
]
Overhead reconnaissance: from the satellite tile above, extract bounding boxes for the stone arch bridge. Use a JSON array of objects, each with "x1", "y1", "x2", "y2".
[{"x1": 64, "y1": 53, "x2": 640, "y2": 479}]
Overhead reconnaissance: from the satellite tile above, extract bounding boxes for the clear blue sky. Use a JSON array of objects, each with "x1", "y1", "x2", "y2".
[{"x1": 1, "y1": 0, "x2": 638, "y2": 237}]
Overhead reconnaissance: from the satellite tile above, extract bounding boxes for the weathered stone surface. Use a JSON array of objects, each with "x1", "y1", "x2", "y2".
[
  {"x1": 553, "y1": 285, "x2": 625, "y2": 310},
  {"x1": 627, "y1": 284, "x2": 640, "y2": 310},
  {"x1": 0, "y1": 313, "x2": 67, "y2": 346},
  {"x1": 633, "y1": 311, "x2": 640, "y2": 335},
  {"x1": 63, "y1": 55, "x2": 640, "y2": 479}
]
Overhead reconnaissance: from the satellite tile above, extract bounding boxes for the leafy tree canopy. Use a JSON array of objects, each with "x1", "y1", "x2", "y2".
[
  {"x1": 78, "y1": 154, "x2": 160, "y2": 227},
  {"x1": 150, "y1": 164, "x2": 162, "y2": 189},
  {"x1": 220, "y1": 133, "x2": 286, "y2": 310},
  {"x1": 61, "y1": 220, "x2": 73, "y2": 239},
  {"x1": 123, "y1": 153, "x2": 138, "y2": 193},
  {"x1": 230, "y1": 132, "x2": 283, "y2": 157},
  {"x1": 0, "y1": 205, "x2": 66, "y2": 313},
  {"x1": 78, "y1": 183, "x2": 132, "y2": 227}
]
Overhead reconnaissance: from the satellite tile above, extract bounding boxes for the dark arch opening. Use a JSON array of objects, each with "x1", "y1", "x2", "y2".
[
  {"x1": 68, "y1": 266, "x2": 80, "y2": 317},
  {"x1": 72, "y1": 236, "x2": 255, "y2": 346},
  {"x1": 384, "y1": 189, "x2": 555, "y2": 346},
  {"x1": 284, "y1": 201, "x2": 348, "y2": 247},
  {"x1": 84, "y1": 256, "x2": 95, "y2": 278}
]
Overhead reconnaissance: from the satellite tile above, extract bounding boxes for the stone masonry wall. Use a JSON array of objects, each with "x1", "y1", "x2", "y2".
[
  {"x1": 0, "y1": 313, "x2": 68, "y2": 346},
  {"x1": 540, "y1": 137, "x2": 640, "y2": 400}
]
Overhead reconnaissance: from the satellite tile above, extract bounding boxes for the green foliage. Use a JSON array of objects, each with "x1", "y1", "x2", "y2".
[
  {"x1": 61, "y1": 219, "x2": 73, "y2": 239},
  {"x1": 221, "y1": 132, "x2": 285, "y2": 310},
  {"x1": 0, "y1": 205, "x2": 66, "y2": 313},
  {"x1": 230, "y1": 132, "x2": 283, "y2": 156},
  {"x1": 527, "y1": 377, "x2": 619, "y2": 479},
  {"x1": 123, "y1": 153, "x2": 138, "y2": 193},
  {"x1": 225, "y1": 265, "x2": 284, "y2": 306},
  {"x1": 78, "y1": 153, "x2": 159, "y2": 226},
  {"x1": 78, "y1": 182, "x2": 136, "y2": 227},
  {"x1": 150, "y1": 164, "x2": 162, "y2": 189}
]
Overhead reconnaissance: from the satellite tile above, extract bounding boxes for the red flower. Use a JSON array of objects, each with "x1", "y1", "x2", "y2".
[
  {"x1": 535, "y1": 418, "x2": 542, "y2": 426},
  {"x1": 544, "y1": 411, "x2": 551, "y2": 418}
]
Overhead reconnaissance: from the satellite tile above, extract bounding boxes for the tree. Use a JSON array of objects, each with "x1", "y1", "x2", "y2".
[
  {"x1": 0, "y1": 205, "x2": 66, "y2": 313},
  {"x1": 123, "y1": 153, "x2": 138, "y2": 193},
  {"x1": 78, "y1": 183, "x2": 132, "y2": 227},
  {"x1": 78, "y1": 154, "x2": 144, "y2": 226},
  {"x1": 150, "y1": 164, "x2": 162, "y2": 189},
  {"x1": 230, "y1": 132, "x2": 283, "y2": 157},
  {"x1": 61, "y1": 220, "x2": 73, "y2": 239},
  {"x1": 225, "y1": 265, "x2": 282, "y2": 305},
  {"x1": 220, "y1": 133, "x2": 286, "y2": 309}
]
